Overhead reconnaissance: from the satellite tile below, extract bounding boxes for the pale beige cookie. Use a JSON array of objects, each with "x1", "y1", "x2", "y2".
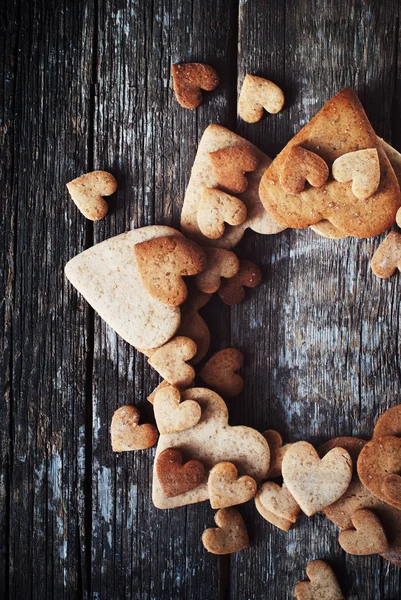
[
  {"x1": 280, "y1": 146, "x2": 329, "y2": 195},
  {"x1": 66, "y1": 170, "x2": 117, "y2": 220},
  {"x1": 197, "y1": 188, "x2": 247, "y2": 240},
  {"x1": 176, "y1": 284, "x2": 212, "y2": 364},
  {"x1": 373, "y1": 403, "x2": 401, "y2": 438},
  {"x1": 238, "y1": 74, "x2": 284, "y2": 123},
  {"x1": 256, "y1": 481, "x2": 300, "y2": 523},
  {"x1": 147, "y1": 380, "x2": 194, "y2": 405},
  {"x1": 181, "y1": 124, "x2": 285, "y2": 248},
  {"x1": 194, "y1": 248, "x2": 239, "y2": 294},
  {"x1": 148, "y1": 336, "x2": 196, "y2": 387},
  {"x1": 282, "y1": 441, "x2": 352, "y2": 516},
  {"x1": 262, "y1": 430, "x2": 293, "y2": 478},
  {"x1": 209, "y1": 146, "x2": 259, "y2": 194},
  {"x1": 218, "y1": 260, "x2": 262, "y2": 305},
  {"x1": 371, "y1": 231, "x2": 401, "y2": 278},
  {"x1": 153, "y1": 385, "x2": 201, "y2": 435},
  {"x1": 294, "y1": 560, "x2": 343, "y2": 600},
  {"x1": 172, "y1": 63, "x2": 219, "y2": 109},
  {"x1": 199, "y1": 348, "x2": 244, "y2": 398},
  {"x1": 357, "y1": 435, "x2": 401, "y2": 510},
  {"x1": 338, "y1": 508, "x2": 389, "y2": 555},
  {"x1": 65, "y1": 226, "x2": 183, "y2": 350},
  {"x1": 254, "y1": 490, "x2": 293, "y2": 532},
  {"x1": 155, "y1": 448, "x2": 206, "y2": 497},
  {"x1": 134, "y1": 235, "x2": 206, "y2": 306},
  {"x1": 202, "y1": 507, "x2": 249, "y2": 555},
  {"x1": 208, "y1": 462, "x2": 256, "y2": 509},
  {"x1": 152, "y1": 387, "x2": 270, "y2": 508},
  {"x1": 110, "y1": 405, "x2": 158, "y2": 452},
  {"x1": 332, "y1": 148, "x2": 380, "y2": 199}
]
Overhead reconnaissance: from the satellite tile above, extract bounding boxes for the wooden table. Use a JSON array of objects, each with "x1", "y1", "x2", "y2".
[{"x1": 1, "y1": 0, "x2": 401, "y2": 598}]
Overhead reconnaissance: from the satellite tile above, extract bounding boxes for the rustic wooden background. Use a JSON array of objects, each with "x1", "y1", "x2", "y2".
[{"x1": 1, "y1": 0, "x2": 401, "y2": 598}]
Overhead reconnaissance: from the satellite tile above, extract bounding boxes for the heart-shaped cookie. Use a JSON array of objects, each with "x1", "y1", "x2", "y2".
[
  {"x1": 209, "y1": 146, "x2": 259, "y2": 194},
  {"x1": 208, "y1": 462, "x2": 256, "y2": 509},
  {"x1": 371, "y1": 231, "x2": 401, "y2": 278},
  {"x1": 202, "y1": 507, "x2": 249, "y2": 555},
  {"x1": 282, "y1": 441, "x2": 352, "y2": 516},
  {"x1": 332, "y1": 148, "x2": 380, "y2": 199},
  {"x1": 155, "y1": 448, "x2": 205, "y2": 497},
  {"x1": 66, "y1": 170, "x2": 117, "y2": 220},
  {"x1": 257, "y1": 481, "x2": 300, "y2": 523},
  {"x1": 197, "y1": 188, "x2": 247, "y2": 239},
  {"x1": 262, "y1": 430, "x2": 293, "y2": 478},
  {"x1": 194, "y1": 248, "x2": 239, "y2": 294},
  {"x1": 218, "y1": 260, "x2": 262, "y2": 305},
  {"x1": 357, "y1": 435, "x2": 401, "y2": 510},
  {"x1": 280, "y1": 145, "x2": 329, "y2": 195},
  {"x1": 338, "y1": 508, "x2": 389, "y2": 555},
  {"x1": 110, "y1": 405, "x2": 158, "y2": 451},
  {"x1": 255, "y1": 490, "x2": 293, "y2": 532},
  {"x1": 199, "y1": 348, "x2": 244, "y2": 398},
  {"x1": 148, "y1": 336, "x2": 197, "y2": 387},
  {"x1": 152, "y1": 387, "x2": 270, "y2": 508},
  {"x1": 238, "y1": 74, "x2": 285, "y2": 123},
  {"x1": 134, "y1": 235, "x2": 206, "y2": 306},
  {"x1": 294, "y1": 560, "x2": 343, "y2": 600},
  {"x1": 373, "y1": 403, "x2": 401, "y2": 438},
  {"x1": 172, "y1": 63, "x2": 219, "y2": 109},
  {"x1": 153, "y1": 385, "x2": 201, "y2": 434},
  {"x1": 176, "y1": 283, "x2": 212, "y2": 365}
]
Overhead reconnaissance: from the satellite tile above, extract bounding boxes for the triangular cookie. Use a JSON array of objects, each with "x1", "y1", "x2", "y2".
[
  {"x1": 260, "y1": 88, "x2": 401, "y2": 238},
  {"x1": 181, "y1": 124, "x2": 285, "y2": 248}
]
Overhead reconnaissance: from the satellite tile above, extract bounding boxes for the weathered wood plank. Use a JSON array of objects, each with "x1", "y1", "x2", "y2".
[
  {"x1": 232, "y1": 1, "x2": 401, "y2": 598},
  {"x1": 90, "y1": 1, "x2": 238, "y2": 598},
  {"x1": 4, "y1": 1, "x2": 95, "y2": 598}
]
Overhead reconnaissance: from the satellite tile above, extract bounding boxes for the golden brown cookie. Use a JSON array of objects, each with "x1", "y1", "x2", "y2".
[
  {"x1": 262, "y1": 430, "x2": 293, "y2": 478},
  {"x1": 156, "y1": 448, "x2": 206, "y2": 497},
  {"x1": 110, "y1": 405, "x2": 158, "y2": 452},
  {"x1": 256, "y1": 481, "x2": 300, "y2": 524},
  {"x1": 199, "y1": 348, "x2": 244, "y2": 398},
  {"x1": 259, "y1": 88, "x2": 401, "y2": 237},
  {"x1": 373, "y1": 404, "x2": 401, "y2": 438},
  {"x1": 371, "y1": 231, "x2": 401, "y2": 278},
  {"x1": 134, "y1": 235, "x2": 206, "y2": 306},
  {"x1": 254, "y1": 489, "x2": 293, "y2": 532},
  {"x1": 209, "y1": 146, "x2": 259, "y2": 194},
  {"x1": 294, "y1": 560, "x2": 343, "y2": 600},
  {"x1": 202, "y1": 507, "x2": 249, "y2": 555},
  {"x1": 338, "y1": 508, "x2": 389, "y2": 555},
  {"x1": 357, "y1": 435, "x2": 401, "y2": 510},
  {"x1": 280, "y1": 146, "x2": 329, "y2": 194},
  {"x1": 148, "y1": 336, "x2": 197, "y2": 386},
  {"x1": 208, "y1": 462, "x2": 256, "y2": 509},
  {"x1": 197, "y1": 188, "x2": 247, "y2": 239},
  {"x1": 66, "y1": 170, "x2": 117, "y2": 220},
  {"x1": 194, "y1": 247, "x2": 239, "y2": 294},
  {"x1": 218, "y1": 260, "x2": 262, "y2": 305},
  {"x1": 153, "y1": 385, "x2": 201, "y2": 435},
  {"x1": 238, "y1": 74, "x2": 284, "y2": 122},
  {"x1": 172, "y1": 63, "x2": 219, "y2": 109}
]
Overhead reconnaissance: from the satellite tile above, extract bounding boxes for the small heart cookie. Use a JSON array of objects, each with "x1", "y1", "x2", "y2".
[
  {"x1": 209, "y1": 146, "x2": 259, "y2": 194},
  {"x1": 332, "y1": 148, "x2": 380, "y2": 199},
  {"x1": 172, "y1": 62, "x2": 219, "y2": 109},
  {"x1": 371, "y1": 231, "x2": 401, "y2": 278},
  {"x1": 280, "y1": 146, "x2": 329, "y2": 195},
  {"x1": 294, "y1": 560, "x2": 343, "y2": 600},
  {"x1": 238, "y1": 74, "x2": 285, "y2": 123},
  {"x1": 134, "y1": 235, "x2": 206, "y2": 306},
  {"x1": 110, "y1": 405, "x2": 158, "y2": 451},
  {"x1": 202, "y1": 507, "x2": 249, "y2": 555},
  {"x1": 256, "y1": 481, "x2": 300, "y2": 523},
  {"x1": 357, "y1": 435, "x2": 401, "y2": 510},
  {"x1": 153, "y1": 385, "x2": 201, "y2": 434},
  {"x1": 373, "y1": 403, "x2": 401, "y2": 438},
  {"x1": 197, "y1": 188, "x2": 247, "y2": 239},
  {"x1": 218, "y1": 260, "x2": 262, "y2": 305},
  {"x1": 208, "y1": 462, "x2": 256, "y2": 509},
  {"x1": 338, "y1": 509, "x2": 389, "y2": 555},
  {"x1": 148, "y1": 336, "x2": 197, "y2": 386},
  {"x1": 199, "y1": 348, "x2": 244, "y2": 398},
  {"x1": 66, "y1": 170, "x2": 117, "y2": 220},
  {"x1": 282, "y1": 441, "x2": 352, "y2": 516},
  {"x1": 255, "y1": 490, "x2": 293, "y2": 532},
  {"x1": 262, "y1": 430, "x2": 293, "y2": 478},
  {"x1": 156, "y1": 448, "x2": 205, "y2": 497},
  {"x1": 195, "y1": 247, "x2": 239, "y2": 294}
]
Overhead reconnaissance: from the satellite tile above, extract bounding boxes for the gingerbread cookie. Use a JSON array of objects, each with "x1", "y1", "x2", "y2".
[
  {"x1": 208, "y1": 462, "x2": 256, "y2": 509},
  {"x1": 371, "y1": 231, "x2": 401, "y2": 278},
  {"x1": 255, "y1": 489, "x2": 293, "y2": 532},
  {"x1": 172, "y1": 63, "x2": 219, "y2": 109},
  {"x1": 66, "y1": 170, "x2": 117, "y2": 220},
  {"x1": 218, "y1": 260, "x2": 262, "y2": 305},
  {"x1": 357, "y1": 435, "x2": 401, "y2": 510},
  {"x1": 209, "y1": 146, "x2": 258, "y2": 194},
  {"x1": 294, "y1": 560, "x2": 343, "y2": 600},
  {"x1": 256, "y1": 481, "x2": 300, "y2": 524},
  {"x1": 238, "y1": 74, "x2": 284, "y2": 122},
  {"x1": 194, "y1": 248, "x2": 239, "y2": 294},
  {"x1": 280, "y1": 146, "x2": 329, "y2": 195},
  {"x1": 373, "y1": 403, "x2": 401, "y2": 438},
  {"x1": 199, "y1": 348, "x2": 244, "y2": 398},
  {"x1": 338, "y1": 508, "x2": 388, "y2": 555},
  {"x1": 197, "y1": 188, "x2": 247, "y2": 239},
  {"x1": 153, "y1": 385, "x2": 201, "y2": 435},
  {"x1": 148, "y1": 336, "x2": 197, "y2": 387},
  {"x1": 156, "y1": 448, "x2": 205, "y2": 497},
  {"x1": 110, "y1": 405, "x2": 158, "y2": 451},
  {"x1": 202, "y1": 507, "x2": 249, "y2": 555}
]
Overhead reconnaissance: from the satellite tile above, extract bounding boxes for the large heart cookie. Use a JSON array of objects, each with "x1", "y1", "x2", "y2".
[
  {"x1": 181, "y1": 124, "x2": 285, "y2": 248},
  {"x1": 282, "y1": 441, "x2": 352, "y2": 516},
  {"x1": 152, "y1": 387, "x2": 270, "y2": 508},
  {"x1": 65, "y1": 226, "x2": 184, "y2": 350}
]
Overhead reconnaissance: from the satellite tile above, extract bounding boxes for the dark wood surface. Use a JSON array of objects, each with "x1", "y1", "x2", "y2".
[{"x1": 1, "y1": 0, "x2": 401, "y2": 598}]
